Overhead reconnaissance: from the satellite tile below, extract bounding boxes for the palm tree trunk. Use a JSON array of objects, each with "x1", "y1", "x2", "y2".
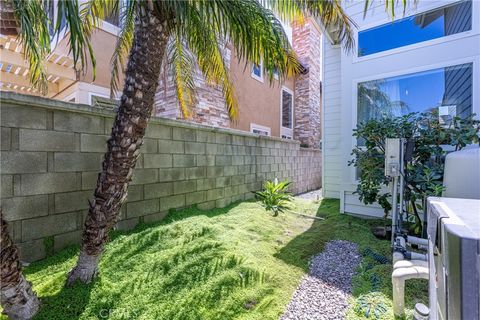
[
  {"x1": 1, "y1": 212, "x2": 40, "y2": 320},
  {"x1": 67, "y1": 7, "x2": 171, "y2": 285}
]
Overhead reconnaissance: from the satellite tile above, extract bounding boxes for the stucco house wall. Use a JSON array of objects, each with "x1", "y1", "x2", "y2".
[
  {"x1": 154, "y1": 18, "x2": 322, "y2": 147},
  {"x1": 229, "y1": 55, "x2": 296, "y2": 137}
]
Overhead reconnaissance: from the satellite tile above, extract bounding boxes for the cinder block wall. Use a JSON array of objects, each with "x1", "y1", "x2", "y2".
[{"x1": 0, "y1": 93, "x2": 321, "y2": 262}]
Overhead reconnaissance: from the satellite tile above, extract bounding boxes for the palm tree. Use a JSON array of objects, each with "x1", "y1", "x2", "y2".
[
  {"x1": 1, "y1": 211, "x2": 40, "y2": 320},
  {"x1": 8, "y1": 0, "x2": 356, "y2": 288}
]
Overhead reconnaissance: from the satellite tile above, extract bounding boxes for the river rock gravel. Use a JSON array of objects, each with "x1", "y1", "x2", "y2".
[{"x1": 281, "y1": 240, "x2": 361, "y2": 320}]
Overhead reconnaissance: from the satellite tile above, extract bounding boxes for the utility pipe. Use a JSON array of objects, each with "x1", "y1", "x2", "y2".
[
  {"x1": 398, "y1": 139, "x2": 405, "y2": 231},
  {"x1": 391, "y1": 176, "x2": 398, "y2": 247},
  {"x1": 407, "y1": 236, "x2": 429, "y2": 247},
  {"x1": 393, "y1": 259, "x2": 428, "y2": 270},
  {"x1": 392, "y1": 264, "x2": 429, "y2": 317},
  {"x1": 393, "y1": 251, "x2": 404, "y2": 264}
]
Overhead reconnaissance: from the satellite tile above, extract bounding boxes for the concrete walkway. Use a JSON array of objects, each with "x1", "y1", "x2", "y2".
[{"x1": 296, "y1": 188, "x2": 322, "y2": 201}]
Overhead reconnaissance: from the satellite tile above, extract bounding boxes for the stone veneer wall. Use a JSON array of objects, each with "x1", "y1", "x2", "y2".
[
  {"x1": 154, "y1": 45, "x2": 231, "y2": 128},
  {"x1": 0, "y1": 93, "x2": 321, "y2": 262},
  {"x1": 292, "y1": 19, "x2": 322, "y2": 148}
]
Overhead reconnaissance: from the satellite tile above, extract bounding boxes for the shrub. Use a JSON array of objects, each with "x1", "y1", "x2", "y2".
[
  {"x1": 254, "y1": 179, "x2": 292, "y2": 216},
  {"x1": 349, "y1": 112, "x2": 479, "y2": 233}
]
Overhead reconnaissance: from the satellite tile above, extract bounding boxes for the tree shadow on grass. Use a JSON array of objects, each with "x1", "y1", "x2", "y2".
[
  {"x1": 108, "y1": 200, "x2": 247, "y2": 242},
  {"x1": 24, "y1": 200, "x2": 275, "y2": 320},
  {"x1": 21, "y1": 246, "x2": 95, "y2": 320},
  {"x1": 87, "y1": 215, "x2": 274, "y2": 320},
  {"x1": 33, "y1": 281, "x2": 95, "y2": 320}
]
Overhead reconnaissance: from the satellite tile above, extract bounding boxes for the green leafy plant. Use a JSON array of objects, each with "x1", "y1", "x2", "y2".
[
  {"x1": 355, "y1": 293, "x2": 388, "y2": 319},
  {"x1": 254, "y1": 179, "x2": 292, "y2": 216},
  {"x1": 349, "y1": 112, "x2": 479, "y2": 234}
]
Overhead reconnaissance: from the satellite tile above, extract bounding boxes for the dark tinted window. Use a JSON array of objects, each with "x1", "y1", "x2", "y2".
[{"x1": 282, "y1": 90, "x2": 293, "y2": 128}]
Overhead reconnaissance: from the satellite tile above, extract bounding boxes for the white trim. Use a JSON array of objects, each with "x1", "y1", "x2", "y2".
[
  {"x1": 321, "y1": 38, "x2": 326, "y2": 198},
  {"x1": 63, "y1": 92, "x2": 77, "y2": 102},
  {"x1": 353, "y1": 0, "x2": 477, "y2": 63},
  {"x1": 340, "y1": 190, "x2": 345, "y2": 213},
  {"x1": 273, "y1": 68, "x2": 279, "y2": 80},
  {"x1": 77, "y1": 82, "x2": 121, "y2": 105},
  {"x1": 250, "y1": 123, "x2": 271, "y2": 136},
  {"x1": 88, "y1": 92, "x2": 110, "y2": 106},
  {"x1": 251, "y1": 61, "x2": 264, "y2": 83},
  {"x1": 98, "y1": 20, "x2": 121, "y2": 36},
  {"x1": 350, "y1": 56, "x2": 479, "y2": 185},
  {"x1": 280, "y1": 86, "x2": 294, "y2": 139},
  {"x1": 356, "y1": 0, "x2": 466, "y2": 33},
  {"x1": 50, "y1": 12, "x2": 67, "y2": 52}
]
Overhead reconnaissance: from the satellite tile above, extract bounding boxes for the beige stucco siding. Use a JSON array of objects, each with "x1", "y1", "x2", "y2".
[{"x1": 229, "y1": 52, "x2": 295, "y2": 137}]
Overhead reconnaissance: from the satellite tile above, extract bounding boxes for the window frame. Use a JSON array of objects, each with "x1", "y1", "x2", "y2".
[
  {"x1": 251, "y1": 61, "x2": 264, "y2": 83},
  {"x1": 48, "y1": 0, "x2": 67, "y2": 51},
  {"x1": 250, "y1": 123, "x2": 271, "y2": 136},
  {"x1": 63, "y1": 92, "x2": 77, "y2": 103},
  {"x1": 280, "y1": 87, "x2": 294, "y2": 139},
  {"x1": 353, "y1": 0, "x2": 478, "y2": 63},
  {"x1": 350, "y1": 56, "x2": 479, "y2": 183},
  {"x1": 88, "y1": 92, "x2": 110, "y2": 106},
  {"x1": 273, "y1": 68, "x2": 279, "y2": 80}
]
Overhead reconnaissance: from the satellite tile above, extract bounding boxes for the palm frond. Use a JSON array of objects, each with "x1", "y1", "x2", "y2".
[
  {"x1": 79, "y1": 0, "x2": 118, "y2": 37},
  {"x1": 192, "y1": 35, "x2": 239, "y2": 120},
  {"x1": 11, "y1": 0, "x2": 116, "y2": 94},
  {"x1": 168, "y1": 34, "x2": 198, "y2": 118},
  {"x1": 12, "y1": 0, "x2": 51, "y2": 94},
  {"x1": 108, "y1": 0, "x2": 136, "y2": 96},
  {"x1": 264, "y1": 0, "x2": 356, "y2": 52},
  {"x1": 169, "y1": 0, "x2": 300, "y2": 83},
  {"x1": 56, "y1": 0, "x2": 96, "y2": 78},
  {"x1": 175, "y1": 5, "x2": 239, "y2": 120}
]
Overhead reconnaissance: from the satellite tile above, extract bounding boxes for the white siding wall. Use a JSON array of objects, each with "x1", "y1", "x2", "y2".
[
  {"x1": 322, "y1": 0, "x2": 480, "y2": 216},
  {"x1": 322, "y1": 40, "x2": 342, "y2": 199}
]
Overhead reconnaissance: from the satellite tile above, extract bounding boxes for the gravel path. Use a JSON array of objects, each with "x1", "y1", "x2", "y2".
[
  {"x1": 296, "y1": 189, "x2": 322, "y2": 201},
  {"x1": 281, "y1": 240, "x2": 361, "y2": 320}
]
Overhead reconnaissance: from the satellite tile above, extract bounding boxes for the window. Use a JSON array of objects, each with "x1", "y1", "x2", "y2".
[
  {"x1": 273, "y1": 68, "x2": 279, "y2": 80},
  {"x1": 251, "y1": 61, "x2": 263, "y2": 82},
  {"x1": 90, "y1": 94, "x2": 119, "y2": 110},
  {"x1": 46, "y1": 0, "x2": 54, "y2": 36},
  {"x1": 358, "y1": 0, "x2": 472, "y2": 57},
  {"x1": 357, "y1": 62, "x2": 473, "y2": 127},
  {"x1": 281, "y1": 88, "x2": 294, "y2": 139},
  {"x1": 104, "y1": 6, "x2": 120, "y2": 26},
  {"x1": 46, "y1": 0, "x2": 66, "y2": 37},
  {"x1": 250, "y1": 123, "x2": 270, "y2": 136}
]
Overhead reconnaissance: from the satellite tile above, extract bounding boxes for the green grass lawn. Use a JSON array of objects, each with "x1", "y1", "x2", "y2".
[{"x1": 4, "y1": 198, "x2": 427, "y2": 319}]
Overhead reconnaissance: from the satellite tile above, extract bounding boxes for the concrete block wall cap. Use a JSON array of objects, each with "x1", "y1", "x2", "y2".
[
  {"x1": 0, "y1": 92, "x2": 116, "y2": 117},
  {"x1": 299, "y1": 146, "x2": 321, "y2": 151},
  {"x1": 1, "y1": 92, "x2": 301, "y2": 145}
]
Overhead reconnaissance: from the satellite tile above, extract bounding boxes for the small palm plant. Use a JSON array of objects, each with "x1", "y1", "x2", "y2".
[{"x1": 255, "y1": 179, "x2": 292, "y2": 216}]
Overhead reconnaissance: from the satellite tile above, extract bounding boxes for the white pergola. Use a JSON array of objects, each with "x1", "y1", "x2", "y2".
[{"x1": 0, "y1": 35, "x2": 76, "y2": 98}]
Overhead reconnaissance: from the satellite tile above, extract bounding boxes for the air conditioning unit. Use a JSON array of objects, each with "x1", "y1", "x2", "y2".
[
  {"x1": 443, "y1": 147, "x2": 480, "y2": 200},
  {"x1": 427, "y1": 197, "x2": 480, "y2": 320}
]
